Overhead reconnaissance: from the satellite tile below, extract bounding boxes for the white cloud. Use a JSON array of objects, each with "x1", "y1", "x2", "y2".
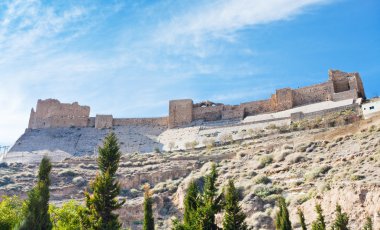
[{"x1": 158, "y1": 0, "x2": 330, "y2": 44}]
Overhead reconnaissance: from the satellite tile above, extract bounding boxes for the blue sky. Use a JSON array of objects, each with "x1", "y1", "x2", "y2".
[{"x1": 0, "y1": 0, "x2": 379, "y2": 146}]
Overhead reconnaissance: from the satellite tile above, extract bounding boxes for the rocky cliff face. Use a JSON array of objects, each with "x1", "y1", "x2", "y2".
[{"x1": 1, "y1": 115, "x2": 379, "y2": 229}]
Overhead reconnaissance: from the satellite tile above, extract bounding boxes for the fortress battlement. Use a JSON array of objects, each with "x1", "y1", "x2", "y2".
[{"x1": 27, "y1": 70, "x2": 365, "y2": 130}]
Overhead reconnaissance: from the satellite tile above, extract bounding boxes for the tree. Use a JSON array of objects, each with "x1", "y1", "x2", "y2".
[
  {"x1": 275, "y1": 196, "x2": 292, "y2": 230},
  {"x1": 168, "y1": 142, "x2": 175, "y2": 152},
  {"x1": 0, "y1": 195, "x2": 26, "y2": 229},
  {"x1": 222, "y1": 180, "x2": 248, "y2": 230},
  {"x1": 331, "y1": 204, "x2": 349, "y2": 230},
  {"x1": 183, "y1": 181, "x2": 199, "y2": 227},
  {"x1": 81, "y1": 132, "x2": 125, "y2": 230},
  {"x1": 311, "y1": 204, "x2": 325, "y2": 230},
  {"x1": 171, "y1": 180, "x2": 200, "y2": 230},
  {"x1": 20, "y1": 156, "x2": 52, "y2": 230},
  {"x1": 195, "y1": 163, "x2": 219, "y2": 230},
  {"x1": 143, "y1": 184, "x2": 155, "y2": 230},
  {"x1": 49, "y1": 200, "x2": 84, "y2": 230},
  {"x1": 362, "y1": 217, "x2": 373, "y2": 230},
  {"x1": 297, "y1": 208, "x2": 307, "y2": 230}
]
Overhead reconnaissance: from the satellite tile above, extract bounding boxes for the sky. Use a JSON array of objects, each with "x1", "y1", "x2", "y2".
[{"x1": 0, "y1": 0, "x2": 379, "y2": 147}]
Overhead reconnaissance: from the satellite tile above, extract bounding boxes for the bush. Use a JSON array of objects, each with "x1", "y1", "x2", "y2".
[
  {"x1": 78, "y1": 164, "x2": 97, "y2": 170},
  {"x1": 288, "y1": 154, "x2": 306, "y2": 164},
  {"x1": 254, "y1": 185, "x2": 282, "y2": 199},
  {"x1": 58, "y1": 169, "x2": 77, "y2": 177},
  {"x1": 130, "y1": 188, "x2": 140, "y2": 198},
  {"x1": 350, "y1": 174, "x2": 365, "y2": 181},
  {"x1": 72, "y1": 176, "x2": 86, "y2": 186},
  {"x1": 49, "y1": 200, "x2": 84, "y2": 230},
  {"x1": 0, "y1": 195, "x2": 26, "y2": 229},
  {"x1": 266, "y1": 124, "x2": 278, "y2": 130},
  {"x1": 168, "y1": 142, "x2": 175, "y2": 151},
  {"x1": 304, "y1": 165, "x2": 332, "y2": 181},
  {"x1": 258, "y1": 156, "x2": 273, "y2": 169},
  {"x1": 254, "y1": 175, "x2": 271, "y2": 184},
  {"x1": 190, "y1": 141, "x2": 199, "y2": 150},
  {"x1": 219, "y1": 133, "x2": 233, "y2": 145},
  {"x1": 202, "y1": 138, "x2": 216, "y2": 151},
  {"x1": 184, "y1": 142, "x2": 192, "y2": 150},
  {"x1": 0, "y1": 176, "x2": 13, "y2": 186}
]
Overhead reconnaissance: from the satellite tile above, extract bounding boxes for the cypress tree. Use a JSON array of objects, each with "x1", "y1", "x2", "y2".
[
  {"x1": 362, "y1": 217, "x2": 373, "y2": 230},
  {"x1": 222, "y1": 180, "x2": 248, "y2": 230},
  {"x1": 311, "y1": 204, "x2": 326, "y2": 230},
  {"x1": 297, "y1": 208, "x2": 307, "y2": 230},
  {"x1": 196, "y1": 163, "x2": 219, "y2": 230},
  {"x1": 143, "y1": 184, "x2": 155, "y2": 230},
  {"x1": 20, "y1": 156, "x2": 52, "y2": 230},
  {"x1": 275, "y1": 196, "x2": 292, "y2": 230},
  {"x1": 183, "y1": 180, "x2": 199, "y2": 227},
  {"x1": 81, "y1": 132, "x2": 125, "y2": 230},
  {"x1": 331, "y1": 204, "x2": 349, "y2": 230}
]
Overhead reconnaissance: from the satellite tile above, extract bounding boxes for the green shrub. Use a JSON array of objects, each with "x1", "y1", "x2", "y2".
[
  {"x1": 0, "y1": 195, "x2": 26, "y2": 229},
  {"x1": 350, "y1": 174, "x2": 365, "y2": 181},
  {"x1": 49, "y1": 200, "x2": 84, "y2": 230},
  {"x1": 258, "y1": 156, "x2": 273, "y2": 169},
  {"x1": 304, "y1": 166, "x2": 332, "y2": 181},
  {"x1": 154, "y1": 147, "x2": 161, "y2": 153},
  {"x1": 266, "y1": 124, "x2": 278, "y2": 130},
  {"x1": 254, "y1": 175, "x2": 271, "y2": 185},
  {"x1": 254, "y1": 185, "x2": 282, "y2": 199},
  {"x1": 58, "y1": 169, "x2": 77, "y2": 177}
]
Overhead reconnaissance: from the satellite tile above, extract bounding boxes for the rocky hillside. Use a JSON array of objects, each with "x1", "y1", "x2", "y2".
[{"x1": 1, "y1": 114, "x2": 379, "y2": 229}]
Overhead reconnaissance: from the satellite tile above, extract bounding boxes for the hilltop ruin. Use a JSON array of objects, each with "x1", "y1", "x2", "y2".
[
  {"x1": 7, "y1": 69, "x2": 368, "y2": 158},
  {"x1": 27, "y1": 70, "x2": 365, "y2": 130}
]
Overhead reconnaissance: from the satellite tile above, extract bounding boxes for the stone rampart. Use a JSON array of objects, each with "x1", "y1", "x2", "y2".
[
  {"x1": 95, "y1": 115, "x2": 113, "y2": 129},
  {"x1": 113, "y1": 117, "x2": 168, "y2": 127},
  {"x1": 168, "y1": 69, "x2": 365, "y2": 127},
  {"x1": 168, "y1": 99, "x2": 193, "y2": 128},
  {"x1": 292, "y1": 82, "x2": 333, "y2": 107},
  {"x1": 26, "y1": 69, "x2": 365, "y2": 129},
  {"x1": 240, "y1": 99, "x2": 274, "y2": 116},
  {"x1": 28, "y1": 99, "x2": 90, "y2": 129}
]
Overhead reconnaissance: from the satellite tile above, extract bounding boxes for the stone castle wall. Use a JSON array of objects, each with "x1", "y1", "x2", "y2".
[
  {"x1": 95, "y1": 115, "x2": 113, "y2": 129},
  {"x1": 27, "y1": 70, "x2": 365, "y2": 130},
  {"x1": 28, "y1": 99, "x2": 90, "y2": 129},
  {"x1": 292, "y1": 82, "x2": 333, "y2": 106},
  {"x1": 113, "y1": 117, "x2": 168, "y2": 127},
  {"x1": 168, "y1": 100, "x2": 193, "y2": 128},
  {"x1": 168, "y1": 70, "x2": 365, "y2": 128}
]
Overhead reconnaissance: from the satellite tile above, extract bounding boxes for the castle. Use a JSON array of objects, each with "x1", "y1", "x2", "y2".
[{"x1": 27, "y1": 70, "x2": 365, "y2": 130}]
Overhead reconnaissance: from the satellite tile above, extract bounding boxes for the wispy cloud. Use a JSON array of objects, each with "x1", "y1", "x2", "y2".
[
  {"x1": 157, "y1": 0, "x2": 330, "y2": 45},
  {"x1": 0, "y1": 0, "x2": 334, "y2": 146}
]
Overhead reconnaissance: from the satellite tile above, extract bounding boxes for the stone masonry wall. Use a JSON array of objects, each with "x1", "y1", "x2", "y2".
[
  {"x1": 27, "y1": 70, "x2": 365, "y2": 129},
  {"x1": 193, "y1": 106, "x2": 224, "y2": 121},
  {"x1": 168, "y1": 100, "x2": 193, "y2": 128},
  {"x1": 292, "y1": 82, "x2": 333, "y2": 107},
  {"x1": 95, "y1": 115, "x2": 113, "y2": 129},
  {"x1": 275, "y1": 88, "x2": 294, "y2": 111},
  {"x1": 28, "y1": 99, "x2": 90, "y2": 129},
  {"x1": 113, "y1": 117, "x2": 168, "y2": 127},
  {"x1": 167, "y1": 70, "x2": 365, "y2": 127},
  {"x1": 221, "y1": 106, "x2": 244, "y2": 120},
  {"x1": 240, "y1": 99, "x2": 274, "y2": 116}
]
